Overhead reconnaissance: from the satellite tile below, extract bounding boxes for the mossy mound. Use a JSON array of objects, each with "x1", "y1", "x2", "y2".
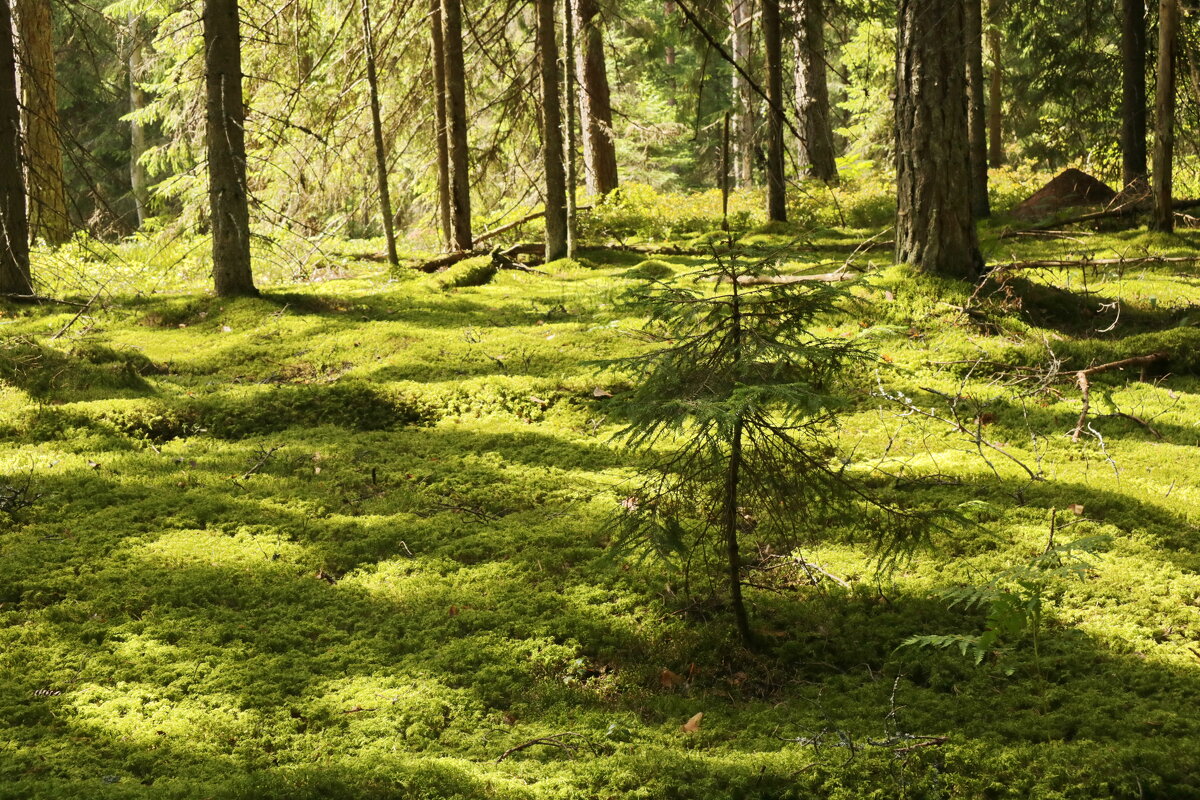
[{"x1": 622, "y1": 259, "x2": 676, "y2": 281}]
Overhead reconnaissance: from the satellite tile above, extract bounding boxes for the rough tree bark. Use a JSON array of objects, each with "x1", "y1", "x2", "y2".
[
  {"x1": 1122, "y1": 0, "x2": 1149, "y2": 188},
  {"x1": 538, "y1": 0, "x2": 568, "y2": 261},
  {"x1": 986, "y1": 0, "x2": 1004, "y2": 167},
  {"x1": 15, "y1": 0, "x2": 69, "y2": 245},
  {"x1": 565, "y1": 0, "x2": 578, "y2": 257},
  {"x1": 574, "y1": 0, "x2": 618, "y2": 195},
  {"x1": 762, "y1": 0, "x2": 786, "y2": 221},
  {"x1": 895, "y1": 0, "x2": 983, "y2": 280},
  {"x1": 430, "y1": 0, "x2": 452, "y2": 249},
  {"x1": 441, "y1": 0, "x2": 472, "y2": 250},
  {"x1": 1152, "y1": 0, "x2": 1179, "y2": 232},
  {"x1": 0, "y1": 0, "x2": 30, "y2": 295},
  {"x1": 128, "y1": 16, "x2": 150, "y2": 227},
  {"x1": 360, "y1": 0, "x2": 399, "y2": 268},
  {"x1": 730, "y1": 0, "x2": 754, "y2": 187},
  {"x1": 794, "y1": 0, "x2": 837, "y2": 183},
  {"x1": 204, "y1": 0, "x2": 257, "y2": 297},
  {"x1": 965, "y1": 0, "x2": 990, "y2": 218}
]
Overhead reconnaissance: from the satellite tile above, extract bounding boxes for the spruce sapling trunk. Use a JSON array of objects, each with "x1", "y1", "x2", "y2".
[{"x1": 723, "y1": 279, "x2": 753, "y2": 645}]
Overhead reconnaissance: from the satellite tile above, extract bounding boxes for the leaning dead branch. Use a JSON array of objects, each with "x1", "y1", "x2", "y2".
[
  {"x1": 495, "y1": 732, "x2": 599, "y2": 763},
  {"x1": 1070, "y1": 352, "x2": 1168, "y2": 442}
]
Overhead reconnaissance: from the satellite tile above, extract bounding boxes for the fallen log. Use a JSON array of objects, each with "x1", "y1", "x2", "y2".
[
  {"x1": 1001, "y1": 198, "x2": 1200, "y2": 237},
  {"x1": 415, "y1": 242, "x2": 542, "y2": 273},
  {"x1": 727, "y1": 270, "x2": 859, "y2": 285},
  {"x1": 990, "y1": 254, "x2": 1200, "y2": 272}
]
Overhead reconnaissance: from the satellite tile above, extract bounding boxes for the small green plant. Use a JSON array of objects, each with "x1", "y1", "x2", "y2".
[
  {"x1": 901, "y1": 511, "x2": 1108, "y2": 673},
  {"x1": 608, "y1": 251, "x2": 930, "y2": 645}
]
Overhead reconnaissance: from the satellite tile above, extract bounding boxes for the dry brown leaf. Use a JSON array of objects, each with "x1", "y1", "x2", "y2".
[
  {"x1": 1068, "y1": 504, "x2": 1085, "y2": 516},
  {"x1": 448, "y1": 605, "x2": 459, "y2": 617},
  {"x1": 592, "y1": 387, "x2": 613, "y2": 398},
  {"x1": 680, "y1": 712, "x2": 703, "y2": 733}
]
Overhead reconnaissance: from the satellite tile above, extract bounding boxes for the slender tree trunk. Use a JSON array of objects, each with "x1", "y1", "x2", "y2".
[
  {"x1": 762, "y1": 0, "x2": 786, "y2": 221},
  {"x1": 730, "y1": 0, "x2": 754, "y2": 187},
  {"x1": 895, "y1": 0, "x2": 983, "y2": 279},
  {"x1": 0, "y1": 0, "x2": 30, "y2": 295},
  {"x1": 794, "y1": 0, "x2": 837, "y2": 183},
  {"x1": 15, "y1": 0, "x2": 68, "y2": 245},
  {"x1": 965, "y1": 0, "x2": 990, "y2": 218},
  {"x1": 204, "y1": 0, "x2": 257, "y2": 297},
  {"x1": 574, "y1": 0, "x2": 618, "y2": 195},
  {"x1": 986, "y1": 0, "x2": 1004, "y2": 167},
  {"x1": 1152, "y1": 0, "x2": 1179, "y2": 232},
  {"x1": 539, "y1": 0, "x2": 568, "y2": 261},
  {"x1": 360, "y1": 0, "x2": 399, "y2": 268},
  {"x1": 128, "y1": 17, "x2": 150, "y2": 228},
  {"x1": 565, "y1": 0, "x2": 578, "y2": 257},
  {"x1": 1122, "y1": 0, "x2": 1149, "y2": 189},
  {"x1": 430, "y1": 0, "x2": 452, "y2": 249},
  {"x1": 441, "y1": 0, "x2": 472, "y2": 250},
  {"x1": 725, "y1": 284, "x2": 753, "y2": 646}
]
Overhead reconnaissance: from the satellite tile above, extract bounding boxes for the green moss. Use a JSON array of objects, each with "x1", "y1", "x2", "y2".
[
  {"x1": 621, "y1": 259, "x2": 675, "y2": 281},
  {"x1": 434, "y1": 256, "x2": 497, "y2": 290}
]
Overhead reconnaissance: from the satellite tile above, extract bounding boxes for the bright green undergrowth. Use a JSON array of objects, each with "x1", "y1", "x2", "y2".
[{"x1": 3, "y1": 193, "x2": 1200, "y2": 799}]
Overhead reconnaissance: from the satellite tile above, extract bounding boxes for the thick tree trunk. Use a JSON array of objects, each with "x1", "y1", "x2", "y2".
[
  {"x1": 0, "y1": 0, "x2": 30, "y2": 295},
  {"x1": 539, "y1": 0, "x2": 568, "y2": 261},
  {"x1": 1152, "y1": 0, "x2": 1179, "y2": 233},
  {"x1": 965, "y1": 0, "x2": 990, "y2": 218},
  {"x1": 730, "y1": 0, "x2": 754, "y2": 188},
  {"x1": 128, "y1": 17, "x2": 150, "y2": 228},
  {"x1": 430, "y1": 0, "x2": 452, "y2": 249},
  {"x1": 895, "y1": 0, "x2": 983, "y2": 280},
  {"x1": 574, "y1": 0, "x2": 618, "y2": 195},
  {"x1": 762, "y1": 0, "x2": 786, "y2": 221},
  {"x1": 794, "y1": 0, "x2": 837, "y2": 183},
  {"x1": 986, "y1": 0, "x2": 1004, "y2": 167},
  {"x1": 441, "y1": 0, "x2": 472, "y2": 250},
  {"x1": 360, "y1": 0, "x2": 399, "y2": 268},
  {"x1": 204, "y1": 0, "x2": 257, "y2": 297},
  {"x1": 1122, "y1": 0, "x2": 1149, "y2": 188},
  {"x1": 15, "y1": 0, "x2": 69, "y2": 245}
]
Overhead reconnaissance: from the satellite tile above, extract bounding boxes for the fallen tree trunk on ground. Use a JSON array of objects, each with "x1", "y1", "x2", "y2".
[
  {"x1": 415, "y1": 242, "x2": 542, "y2": 273},
  {"x1": 991, "y1": 254, "x2": 1200, "y2": 272},
  {"x1": 1001, "y1": 198, "x2": 1200, "y2": 237}
]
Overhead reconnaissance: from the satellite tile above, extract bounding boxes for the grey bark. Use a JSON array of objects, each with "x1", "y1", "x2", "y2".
[
  {"x1": 966, "y1": 0, "x2": 989, "y2": 217},
  {"x1": 430, "y1": 0, "x2": 452, "y2": 248},
  {"x1": 986, "y1": 0, "x2": 1004, "y2": 167},
  {"x1": 730, "y1": 0, "x2": 754, "y2": 187},
  {"x1": 1122, "y1": 0, "x2": 1148, "y2": 188},
  {"x1": 204, "y1": 0, "x2": 257, "y2": 297},
  {"x1": 574, "y1": 0, "x2": 618, "y2": 195},
  {"x1": 360, "y1": 0, "x2": 399, "y2": 268},
  {"x1": 0, "y1": 0, "x2": 30, "y2": 295},
  {"x1": 539, "y1": 0, "x2": 568, "y2": 261},
  {"x1": 794, "y1": 0, "x2": 837, "y2": 183},
  {"x1": 128, "y1": 17, "x2": 150, "y2": 227},
  {"x1": 1152, "y1": 0, "x2": 1179, "y2": 232},
  {"x1": 895, "y1": 0, "x2": 983, "y2": 280},
  {"x1": 763, "y1": 0, "x2": 786, "y2": 221},
  {"x1": 441, "y1": 0, "x2": 472, "y2": 250}
]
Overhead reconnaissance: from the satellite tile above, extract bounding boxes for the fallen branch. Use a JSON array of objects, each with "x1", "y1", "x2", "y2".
[
  {"x1": 496, "y1": 732, "x2": 598, "y2": 763},
  {"x1": 1002, "y1": 198, "x2": 1200, "y2": 236},
  {"x1": 991, "y1": 254, "x2": 1200, "y2": 272},
  {"x1": 473, "y1": 206, "x2": 593, "y2": 248},
  {"x1": 414, "y1": 242, "x2": 542, "y2": 273},
  {"x1": 730, "y1": 270, "x2": 858, "y2": 285},
  {"x1": 1070, "y1": 352, "x2": 1167, "y2": 442}
]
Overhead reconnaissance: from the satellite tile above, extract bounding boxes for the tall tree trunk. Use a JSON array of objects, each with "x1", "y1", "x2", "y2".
[
  {"x1": 0, "y1": 0, "x2": 30, "y2": 296},
  {"x1": 15, "y1": 0, "x2": 68, "y2": 245},
  {"x1": 574, "y1": 0, "x2": 618, "y2": 195},
  {"x1": 538, "y1": 0, "x2": 568, "y2": 260},
  {"x1": 762, "y1": 0, "x2": 786, "y2": 221},
  {"x1": 895, "y1": 0, "x2": 983, "y2": 280},
  {"x1": 1122, "y1": 0, "x2": 1149, "y2": 189},
  {"x1": 794, "y1": 0, "x2": 837, "y2": 183},
  {"x1": 360, "y1": 0, "x2": 399, "y2": 268},
  {"x1": 965, "y1": 0, "x2": 990, "y2": 218},
  {"x1": 441, "y1": 0, "x2": 472, "y2": 250},
  {"x1": 730, "y1": 0, "x2": 754, "y2": 188},
  {"x1": 565, "y1": 0, "x2": 578, "y2": 257},
  {"x1": 986, "y1": 0, "x2": 1004, "y2": 167},
  {"x1": 204, "y1": 0, "x2": 257, "y2": 297},
  {"x1": 1152, "y1": 0, "x2": 1179, "y2": 233},
  {"x1": 430, "y1": 0, "x2": 452, "y2": 249},
  {"x1": 128, "y1": 17, "x2": 150, "y2": 228}
]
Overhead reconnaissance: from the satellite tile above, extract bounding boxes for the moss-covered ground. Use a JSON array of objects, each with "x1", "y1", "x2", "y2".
[{"x1": 4, "y1": 186, "x2": 1200, "y2": 798}]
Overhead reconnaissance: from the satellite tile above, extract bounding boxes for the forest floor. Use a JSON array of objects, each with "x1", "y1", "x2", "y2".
[{"x1": 3, "y1": 194, "x2": 1200, "y2": 798}]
